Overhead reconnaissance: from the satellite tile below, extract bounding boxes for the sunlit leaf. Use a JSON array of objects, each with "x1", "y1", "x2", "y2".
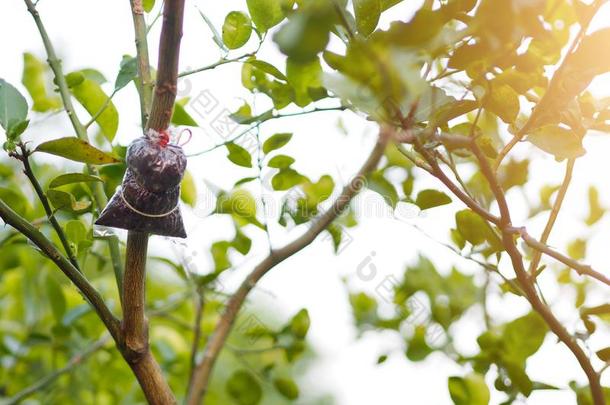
[
  {"x1": 36, "y1": 137, "x2": 120, "y2": 165},
  {"x1": 223, "y1": 11, "x2": 253, "y2": 50},
  {"x1": 226, "y1": 142, "x2": 253, "y2": 168}
]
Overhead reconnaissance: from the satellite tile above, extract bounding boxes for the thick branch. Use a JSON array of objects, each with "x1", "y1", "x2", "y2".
[
  {"x1": 122, "y1": 231, "x2": 149, "y2": 358},
  {"x1": 0, "y1": 200, "x2": 121, "y2": 340},
  {"x1": 186, "y1": 126, "x2": 392, "y2": 405},
  {"x1": 146, "y1": 0, "x2": 185, "y2": 131}
]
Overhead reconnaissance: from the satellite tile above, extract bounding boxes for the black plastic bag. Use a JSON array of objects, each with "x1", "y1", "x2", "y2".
[{"x1": 96, "y1": 132, "x2": 187, "y2": 238}]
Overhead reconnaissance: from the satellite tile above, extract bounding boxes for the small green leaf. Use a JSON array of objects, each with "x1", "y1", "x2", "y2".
[
  {"x1": 596, "y1": 347, "x2": 610, "y2": 362},
  {"x1": 272, "y1": 168, "x2": 306, "y2": 190},
  {"x1": 21, "y1": 53, "x2": 60, "y2": 112},
  {"x1": 226, "y1": 142, "x2": 253, "y2": 168},
  {"x1": 406, "y1": 326, "x2": 433, "y2": 361},
  {"x1": 115, "y1": 56, "x2": 138, "y2": 91},
  {"x1": 246, "y1": 0, "x2": 284, "y2": 32},
  {"x1": 268, "y1": 154, "x2": 295, "y2": 168},
  {"x1": 263, "y1": 132, "x2": 292, "y2": 154},
  {"x1": 567, "y1": 238, "x2": 587, "y2": 260},
  {"x1": 484, "y1": 83, "x2": 520, "y2": 124},
  {"x1": 503, "y1": 312, "x2": 547, "y2": 363},
  {"x1": 46, "y1": 275, "x2": 67, "y2": 322},
  {"x1": 274, "y1": 377, "x2": 299, "y2": 400},
  {"x1": 0, "y1": 79, "x2": 28, "y2": 134},
  {"x1": 286, "y1": 57, "x2": 322, "y2": 107},
  {"x1": 226, "y1": 370, "x2": 262, "y2": 405},
  {"x1": 353, "y1": 0, "x2": 381, "y2": 36},
  {"x1": 455, "y1": 209, "x2": 500, "y2": 248},
  {"x1": 142, "y1": 0, "x2": 155, "y2": 12},
  {"x1": 230, "y1": 102, "x2": 253, "y2": 124},
  {"x1": 290, "y1": 309, "x2": 310, "y2": 339},
  {"x1": 246, "y1": 60, "x2": 288, "y2": 82},
  {"x1": 47, "y1": 189, "x2": 91, "y2": 214},
  {"x1": 49, "y1": 173, "x2": 103, "y2": 188},
  {"x1": 585, "y1": 186, "x2": 605, "y2": 226},
  {"x1": 36, "y1": 137, "x2": 120, "y2": 165},
  {"x1": 181, "y1": 171, "x2": 197, "y2": 207},
  {"x1": 65, "y1": 72, "x2": 118, "y2": 142},
  {"x1": 223, "y1": 11, "x2": 253, "y2": 50},
  {"x1": 448, "y1": 373, "x2": 490, "y2": 405},
  {"x1": 415, "y1": 189, "x2": 452, "y2": 210},
  {"x1": 527, "y1": 125, "x2": 586, "y2": 160},
  {"x1": 367, "y1": 171, "x2": 398, "y2": 208},
  {"x1": 171, "y1": 98, "x2": 199, "y2": 127}
]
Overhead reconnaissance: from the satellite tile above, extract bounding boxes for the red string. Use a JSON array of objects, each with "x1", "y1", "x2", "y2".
[{"x1": 158, "y1": 130, "x2": 170, "y2": 147}]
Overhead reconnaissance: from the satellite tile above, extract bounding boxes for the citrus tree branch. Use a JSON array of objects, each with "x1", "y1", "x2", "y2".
[
  {"x1": 528, "y1": 158, "x2": 575, "y2": 275},
  {"x1": 470, "y1": 142, "x2": 605, "y2": 405},
  {"x1": 15, "y1": 145, "x2": 80, "y2": 270},
  {"x1": 518, "y1": 228, "x2": 610, "y2": 287},
  {"x1": 23, "y1": 0, "x2": 124, "y2": 293},
  {"x1": 129, "y1": 0, "x2": 154, "y2": 125},
  {"x1": 186, "y1": 125, "x2": 392, "y2": 405}
]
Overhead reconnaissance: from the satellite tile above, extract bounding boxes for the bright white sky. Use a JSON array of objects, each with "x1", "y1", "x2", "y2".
[{"x1": 1, "y1": 1, "x2": 609, "y2": 404}]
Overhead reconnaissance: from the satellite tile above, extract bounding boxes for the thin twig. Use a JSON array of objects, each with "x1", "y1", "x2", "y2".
[
  {"x1": 528, "y1": 159, "x2": 575, "y2": 275},
  {"x1": 129, "y1": 0, "x2": 154, "y2": 125},
  {"x1": 187, "y1": 287, "x2": 205, "y2": 393},
  {"x1": 186, "y1": 125, "x2": 392, "y2": 405},
  {"x1": 84, "y1": 89, "x2": 118, "y2": 129},
  {"x1": 17, "y1": 145, "x2": 80, "y2": 271}
]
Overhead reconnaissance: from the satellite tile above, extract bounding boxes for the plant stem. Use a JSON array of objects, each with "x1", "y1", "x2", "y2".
[
  {"x1": 129, "y1": 0, "x2": 154, "y2": 125},
  {"x1": 186, "y1": 125, "x2": 392, "y2": 405},
  {"x1": 19, "y1": 146, "x2": 80, "y2": 270},
  {"x1": 528, "y1": 158, "x2": 575, "y2": 275}
]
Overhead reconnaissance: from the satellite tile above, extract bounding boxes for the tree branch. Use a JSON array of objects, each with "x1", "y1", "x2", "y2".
[
  {"x1": 17, "y1": 145, "x2": 80, "y2": 270},
  {"x1": 129, "y1": 0, "x2": 154, "y2": 126},
  {"x1": 528, "y1": 158, "x2": 575, "y2": 275},
  {"x1": 186, "y1": 125, "x2": 392, "y2": 405},
  {"x1": 518, "y1": 228, "x2": 610, "y2": 287}
]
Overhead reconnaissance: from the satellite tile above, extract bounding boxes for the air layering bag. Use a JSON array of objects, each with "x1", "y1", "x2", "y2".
[{"x1": 96, "y1": 130, "x2": 187, "y2": 238}]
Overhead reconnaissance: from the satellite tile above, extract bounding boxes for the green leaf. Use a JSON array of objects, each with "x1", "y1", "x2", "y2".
[
  {"x1": 274, "y1": 8, "x2": 333, "y2": 62},
  {"x1": 223, "y1": 11, "x2": 253, "y2": 49},
  {"x1": 65, "y1": 72, "x2": 118, "y2": 142},
  {"x1": 567, "y1": 238, "x2": 586, "y2": 260},
  {"x1": 180, "y1": 171, "x2": 197, "y2": 207},
  {"x1": 455, "y1": 209, "x2": 500, "y2": 248},
  {"x1": 263, "y1": 132, "x2": 292, "y2": 154},
  {"x1": 353, "y1": 0, "x2": 381, "y2": 36},
  {"x1": 585, "y1": 186, "x2": 605, "y2": 226},
  {"x1": 268, "y1": 154, "x2": 295, "y2": 168},
  {"x1": 49, "y1": 173, "x2": 103, "y2": 188},
  {"x1": 47, "y1": 189, "x2": 91, "y2": 214},
  {"x1": 36, "y1": 137, "x2": 120, "y2": 165},
  {"x1": 65, "y1": 219, "x2": 90, "y2": 254},
  {"x1": 246, "y1": 60, "x2": 288, "y2": 82},
  {"x1": 415, "y1": 189, "x2": 452, "y2": 210},
  {"x1": 21, "y1": 53, "x2": 61, "y2": 112},
  {"x1": 406, "y1": 326, "x2": 433, "y2": 361},
  {"x1": 484, "y1": 83, "x2": 520, "y2": 124},
  {"x1": 503, "y1": 312, "x2": 547, "y2": 363},
  {"x1": 226, "y1": 370, "x2": 262, "y2": 405},
  {"x1": 527, "y1": 125, "x2": 585, "y2": 160},
  {"x1": 448, "y1": 373, "x2": 490, "y2": 405},
  {"x1": 596, "y1": 347, "x2": 610, "y2": 362},
  {"x1": 45, "y1": 275, "x2": 67, "y2": 322},
  {"x1": 115, "y1": 56, "x2": 138, "y2": 91},
  {"x1": 273, "y1": 377, "x2": 299, "y2": 400},
  {"x1": 226, "y1": 142, "x2": 253, "y2": 168},
  {"x1": 171, "y1": 98, "x2": 199, "y2": 127},
  {"x1": 246, "y1": 0, "x2": 284, "y2": 32},
  {"x1": 0, "y1": 79, "x2": 28, "y2": 134},
  {"x1": 289, "y1": 309, "x2": 310, "y2": 339},
  {"x1": 367, "y1": 171, "x2": 398, "y2": 208},
  {"x1": 286, "y1": 57, "x2": 322, "y2": 107},
  {"x1": 272, "y1": 168, "x2": 306, "y2": 190},
  {"x1": 142, "y1": 0, "x2": 155, "y2": 12}
]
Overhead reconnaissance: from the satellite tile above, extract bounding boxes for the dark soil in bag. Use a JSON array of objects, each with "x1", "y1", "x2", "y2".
[{"x1": 96, "y1": 135, "x2": 187, "y2": 238}]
